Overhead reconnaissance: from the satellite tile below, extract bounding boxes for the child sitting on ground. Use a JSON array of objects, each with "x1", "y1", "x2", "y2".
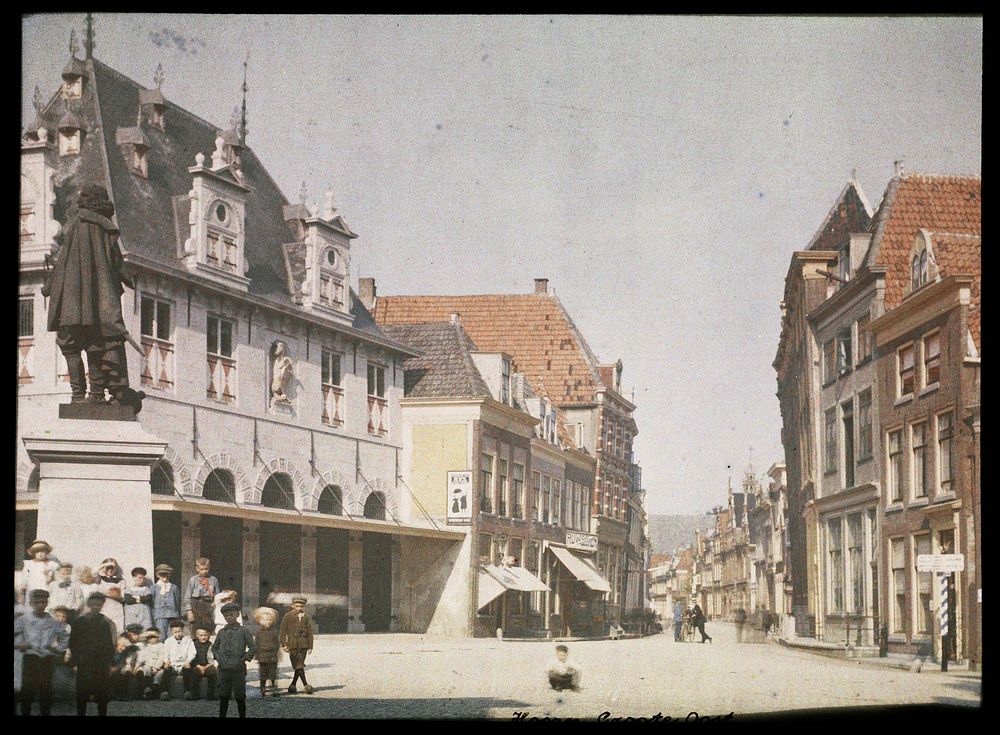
[
  {"x1": 162, "y1": 619, "x2": 195, "y2": 700},
  {"x1": 189, "y1": 627, "x2": 218, "y2": 700},
  {"x1": 253, "y1": 607, "x2": 280, "y2": 698},
  {"x1": 545, "y1": 644, "x2": 582, "y2": 691},
  {"x1": 134, "y1": 628, "x2": 169, "y2": 700},
  {"x1": 110, "y1": 634, "x2": 138, "y2": 700}
]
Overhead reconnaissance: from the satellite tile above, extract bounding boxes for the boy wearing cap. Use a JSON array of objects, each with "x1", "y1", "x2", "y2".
[
  {"x1": 47, "y1": 562, "x2": 84, "y2": 620},
  {"x1": 109, "y1": 634, "x2": 138, "y2": 700},
  {"x1": 70, "y1": 591, "x2": 116, "y2": 716},
  {"x1": 152, "y1": 563, "x2": 182, "y2": 639},
  {"x1": 279, "y1": 596, "x2": 314, "y2": 694},
  {"x1": 211, "y1": 602, "x2": 256, "y2": 718},
  {"x1": 14, "y1": 588, "x2": 68, "y2": 716},
  {"x1": 162, "y1": 619, "x2": 196, "y2": 700},
  {"x1": 23, "y1": 540, "x2": 59, "y2": 596},
  {"x1": 184, "y1": 558, "x2": 220, "y2": 636}
]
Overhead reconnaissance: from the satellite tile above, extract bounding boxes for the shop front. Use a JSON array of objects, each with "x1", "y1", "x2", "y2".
[
  {"x1": 477, "y1": 563, "x2": 550, "y2": 636},
  {"x1": 547, "y1": 532, "x2": 611, "y2": 637}
]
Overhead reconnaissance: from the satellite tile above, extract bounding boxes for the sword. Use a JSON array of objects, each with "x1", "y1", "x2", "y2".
[{"x1": 123, "y1": 329, "x2": 143, "y2": 355}]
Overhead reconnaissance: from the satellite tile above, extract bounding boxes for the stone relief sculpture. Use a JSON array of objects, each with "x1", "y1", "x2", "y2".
[{"x1": 270, "y1": 340, "x2": 294, "y2": 405}]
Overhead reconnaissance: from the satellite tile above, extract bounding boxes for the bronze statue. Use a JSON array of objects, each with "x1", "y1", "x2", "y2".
[{"x1": 42, "y1": 184, "x2": 143, "y2": 412}]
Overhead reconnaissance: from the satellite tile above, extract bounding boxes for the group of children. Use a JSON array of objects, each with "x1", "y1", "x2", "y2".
[{"x1": 15, "y1": 541, "x2": 316, "y2": 718}]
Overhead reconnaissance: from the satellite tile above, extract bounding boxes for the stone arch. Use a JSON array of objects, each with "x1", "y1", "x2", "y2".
[
  {"x1": 193, "y1": 452, "x2": 251, "y2": 500},
  {"x1": 357, "y1": 476, "x2": 399, "y2": 519},
  {"x1": 252, "y1": 457, "x2": 308, "y2": 507},
  {"x1": 306, "y1": 469, "x2": 357, "y2": 513},
  {"x1": 154, "y1": 445, "x2": 192, "y2": 496}
]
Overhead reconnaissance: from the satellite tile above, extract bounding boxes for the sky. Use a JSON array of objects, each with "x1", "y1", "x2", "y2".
[{"x1": 22, "y1": 15, "x2": 982, "y2": 515}]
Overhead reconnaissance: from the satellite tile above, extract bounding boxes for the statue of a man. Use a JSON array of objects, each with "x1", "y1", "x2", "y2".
[
  {"x1": 42, "y1": 183, "x2": 142, "y2": 410},
  {"x1": 270, "y1": 340, "x2": 294, "y2": 404}
]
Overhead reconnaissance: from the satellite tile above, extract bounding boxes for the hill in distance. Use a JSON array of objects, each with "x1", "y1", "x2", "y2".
[{"x1": 648, "y1": 514, "x2": 715, "y2": 555}]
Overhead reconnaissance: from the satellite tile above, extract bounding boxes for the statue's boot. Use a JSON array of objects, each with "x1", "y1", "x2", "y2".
[
  {"x1": 102, "y1": 342, "x2": 145, "y2": 414},
  {"x1": 85, "y1": 346, "x2": 108, "y2": 403},
  {"x1": 63, "y1": 351, "x2": 89, "y2": 402}
]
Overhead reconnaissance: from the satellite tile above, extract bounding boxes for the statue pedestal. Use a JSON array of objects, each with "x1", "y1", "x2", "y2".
[{"x1": 23, "y1": 417, "x2": 167, "y2": 575}]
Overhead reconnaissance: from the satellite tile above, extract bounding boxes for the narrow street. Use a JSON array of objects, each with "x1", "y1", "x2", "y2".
[{"x1": 46, "y1": 624, "x2": 980, "y2": 718}]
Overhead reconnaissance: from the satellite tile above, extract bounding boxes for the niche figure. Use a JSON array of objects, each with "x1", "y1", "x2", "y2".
[{"x1": 270, "y1": 340, "x2": 294, "y2": 405}]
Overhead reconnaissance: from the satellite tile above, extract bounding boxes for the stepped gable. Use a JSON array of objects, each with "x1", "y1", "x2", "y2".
[
  {"x1": 380, "y1": 322, "x2": 491, "y2": 399},
  {"x1": 375, "y1": 293, "x2": 604, "y2": 406},
  {"x1": 865, "y1": 174, "x2": 981, "y2": 311}
]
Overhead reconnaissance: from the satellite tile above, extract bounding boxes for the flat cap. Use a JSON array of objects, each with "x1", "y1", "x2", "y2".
[
  {"x1": 291, "y1": 595, "x2": 307, "y2": 604},
  {"x1": 154, "y1": 563, "x2": 173, "y2": 575},
  {"x1": 220, "y1": 602, "x2": 241, "y2": 614}
]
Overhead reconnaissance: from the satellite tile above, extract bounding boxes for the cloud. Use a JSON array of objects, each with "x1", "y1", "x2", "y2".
[{"x1": 149, "y1": 28, "x2": 207, "y2": 55}]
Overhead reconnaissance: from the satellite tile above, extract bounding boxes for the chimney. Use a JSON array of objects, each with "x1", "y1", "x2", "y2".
[
  {"x1": 450, "y1": 312, "x2": 460, "y2": 324},
  {"x1": 359, "y1": 277, "x2": 376, "y2": 311},
  {"x1": 894, "y1": 160, "x2": 905, "y2": 177},
  {"x1": 534, "y1": 278, "x2": 549, "y2": 294}
]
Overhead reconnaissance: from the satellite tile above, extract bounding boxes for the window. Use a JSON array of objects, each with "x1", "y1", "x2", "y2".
[
  {"x1": 890, "y1": 538, "x2": 906, "y2": 633},
  {"x1": 367, "y1": 363, "x2": 387, "y2": 435},
  {"x1": 317, "y1": 485, "x2": 342, "y2": 515},
  {"x1": 552, "y1": 480, "x2": 561, "y2": 526},
  {"x1": 937, "y1": 413, "x2": 953, "y2": 495},
  {"x1": 321, "y1": 350, "x2": 344, "y2": 427},
  {"x1": 837, "y1": 328, "x2": 852, "y2": 374},
  {"x1": 823, "y1": 340, "x2": 836, "y2": 384},
  {"x1": 480, "y1": 454, "x2": 494, "y2": 514},
  {"x1": 140, "y1": 297, "x2": 173, "y2": 389},
  {"x1": 888, "y1": 430, "x2": 903, "y2": 502},
  {"x1": 261, "y1": 473, "x2": 295, "y2": 510},
  {"x1": 202, "y1": 469, "x2": 236, "y2": 502},
  {"x1": 848, "y1": 514, "x2": 864, "y2": 614},
  {"x1": 131, "y1": 147, "x2": 148, "y2": 178},
  {"x1": 501, "y1": 358, "x2": 511, "y2": 406},
  {"x1": 363, "y1": 492, "x2": 386, "y2": 520},
  {"x1": 838, "y1": 248, "x2": 850, "y2": 284},
  {"x1": 911, "y1": 422, "x2": 928, "y2": 499},
  {"x1": 824, "y1": 409, "x2": 837, "y2": 474},
  {"x1": 512, "y1": 463, "x2": 524, "y2": 519},
  {"x1": 531, "y1": 471, "x2": 541, "y2": 521},
  {"x1": 367, "y1": 364, "x2": 386, "y2": 398},
  {"x1": 542, "y1": 475, "x2": 551, "y2": 524},
  {"x1": 508, "y1": 538, "x2": 523, "y2": 567},
  {"x1": 206, "y1": 315, "x2": 235, "y2": 402},
  {"x1": 898, "y1": 344, "x2": 915, "y2": 397},
  {"x1": 478, "y1": 533, "x2": 493, "y2": 566},
  {"x1": 912, "y1": 250, "x2": 929, "y2": 291},
  {"x1": 842, "y1": 400, "x2": 855, "y2": 488},
  {"x1": 151, "y1": 462, "x2": 174, "y2": 496},
  {"x1": 914, "y1": 534, "x2": 932, "y2": 635},
  {"x1": 923, "y1": 332, "x2": 941, "y2": 387},
  {"x1": 18, "y1": 297, "x2": 33, "y2": 338},
  {"x1": 497, "y1": 458, "x2": 508, "y2": 516},
  {"x1": 857, "y1": 314, "x2": 872, "y2": 363},
  {"x1": 858, "y1": 390, "x2": 873, "y2": 460}
]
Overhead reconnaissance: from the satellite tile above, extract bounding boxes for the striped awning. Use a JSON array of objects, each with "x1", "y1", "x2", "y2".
[{"x1": 549, "y1": 545, "x2": 612, "y2": 593}]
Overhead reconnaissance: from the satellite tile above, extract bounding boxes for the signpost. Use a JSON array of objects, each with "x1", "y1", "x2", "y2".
[{"x1": 917, "y1": 554, "x2": 964, "y2": 672}]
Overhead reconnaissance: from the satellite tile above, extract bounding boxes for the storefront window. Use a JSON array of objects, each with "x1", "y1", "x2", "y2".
[{"x1": 914, "y1": 534, "x2": 932, "y2": 635}]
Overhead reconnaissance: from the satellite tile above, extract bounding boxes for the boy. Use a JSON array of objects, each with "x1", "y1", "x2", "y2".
[
  {"x1": 162, "y1": 619, "x2": 195, "y2": 700},
  {"x1": 47, "y1": 562, "x2": 84, "y2": 620},
  {"x1": 109, "y1": 634, "x2": 138, "y2": 701},
  {"x1": 50, "y1": 606, "x2": 73, "y2": 664},
  {"x1": 189, "y1": 626, "x2": 218, "y2": 700},
  {"x1": 152, "y1": 564, "x2": 182, "y2": 639},
  {"x1": 211, "y1": 601, "x2": 256, "y2": 718},
  {"x1": 184, "y1": 558, "x2": 220, "y2": 636},
  {"x1": 134, "y1": 628, "x2": 169, "y2": 699},
  {"x1": 253, "y1": 607, "x2": 280, "y2": 698},
  {"x1": 545, "y1": 644, "x2": 581, "y2": 691},
  {"x1": 14, "y1": 588, "x2": 68, "y2": 716},
  {"x1": 70, "y1": 591, "x2": 116, "y2": 716},
  {"x1": 279, "y1": 595, "x2": 314, "y2": 694}
]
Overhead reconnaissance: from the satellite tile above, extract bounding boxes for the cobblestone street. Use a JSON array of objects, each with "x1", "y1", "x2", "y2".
[{"x1": 37, "y1": 623, "x2": 980, "y2": 718}]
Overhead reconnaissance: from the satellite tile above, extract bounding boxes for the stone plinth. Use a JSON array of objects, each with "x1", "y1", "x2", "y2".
[{"x1": 23, "y1": 419, "x2": 167, "y2": 576}]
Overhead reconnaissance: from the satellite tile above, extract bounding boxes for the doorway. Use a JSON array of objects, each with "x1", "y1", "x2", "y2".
[
  {"x1": 315, "y1": 527, "x2": 349, "y2": 633},
  {"x1": 200, "y1": 515, "x2": 243, "y2": 602},
  {"x1": 259, "y1": 521, "x2": 300, "y2": 608},
  {"x1": 362, "y1": 532, "x2": 392, "y2": 631}
]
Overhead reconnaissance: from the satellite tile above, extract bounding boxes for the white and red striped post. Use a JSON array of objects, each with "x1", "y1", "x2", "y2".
[{"x1": 939, "y1": 573, "x2": 950, "y2": 672}]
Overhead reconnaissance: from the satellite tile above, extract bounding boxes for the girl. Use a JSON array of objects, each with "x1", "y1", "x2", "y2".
[
  {"x1": 123, "y1": 567, "x2": 154, "y2": 631},
  {"x1": 95, "y1": 558, "x2": 126, "y2": 635},
  {"x1": 213, "y1": 590, "x2": 242, "y2": 629},
  {"x1": 23, "y1": 540, "x2": 59, "y2": 595}
]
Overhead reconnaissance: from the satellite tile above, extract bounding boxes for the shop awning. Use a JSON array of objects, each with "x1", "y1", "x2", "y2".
[
  {"x1": 549, "y1": 545, "x2": 612, "y2": 593},
  {"x1": 477, "y1": 564, "x2": 549, "y2": 609}
]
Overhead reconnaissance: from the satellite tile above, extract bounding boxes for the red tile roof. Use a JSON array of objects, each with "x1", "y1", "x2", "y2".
[
  {"x1": 931, "y1": 232, "x2": 982, "y2": 351},
  {"x1": 867, "y1": 174, "x2": 981, "y2": 311},
  {"x1": 374, "y1": 293, "x2": 605, "y2": 405}
]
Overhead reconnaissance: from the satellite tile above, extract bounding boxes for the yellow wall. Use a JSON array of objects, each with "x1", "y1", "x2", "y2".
[{"x1": 411, "y1": 424, "x2": 469, "y2": 518}]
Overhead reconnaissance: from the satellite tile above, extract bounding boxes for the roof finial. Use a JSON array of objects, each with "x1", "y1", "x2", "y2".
[
  {"x1": 84, "y1": 12, "x2": 94, "y2": 59},
  {"x1": 69, "y1": 29, "x2": 80, "y2": 59},
  {"x1": 298, "y1": 181, "x2": 308, "y2": 206},
  {"x1": 850, "y1": 167, "x2": 858, "y2": 181},
  {"x1": 894, "y1": 159, "x2": 905, "y2": 177},
  {"x1": 240, "y1": 51, "x2": 249, "y2": 145},
  {"x1": 32, "y1": 85, "x2": 43, "y2": 114},
  {"x1": 153, "y1": 63, "x2": 165, "y2": 89}
]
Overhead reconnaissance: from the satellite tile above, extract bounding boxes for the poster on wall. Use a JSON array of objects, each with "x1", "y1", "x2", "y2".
[{"x1": 447, "y1": 470, "x2": 472, "y2": 524}]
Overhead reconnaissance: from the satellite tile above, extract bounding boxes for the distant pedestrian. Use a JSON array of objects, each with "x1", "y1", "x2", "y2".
[
  {"x1": 546, "y1": 644, "x2": 581, "y2": 691},
  {"x1": 692, "y1": 603, "x2": 711, "y2": 644},
  {"x1": 762, "y1": 608, "x2": 773, "y2": 637},
  {"x1": 672, "y1": 602, "x2": 685, "y2": 642},
  {"x1": 184, "y1": 558, "x2": 220, "y2": 636},
  {"x1": 151, "y1": 564, "x2": 182, "y2": 640},
  {"x1": 212, "y1": 602, "x2": 255, "y2": 718},
  {"x1": 70, "y1": 591, "x2": 116, "y2": 716},
  {"x1": 14, "y1": 588, "x2": 68, "y2": 716},
  {"x1": 735, "y1": 607, "x2": 747, "y2": 643},
  {"x1": 280, "y1": 595, "x2": 314, "y2": 694}
]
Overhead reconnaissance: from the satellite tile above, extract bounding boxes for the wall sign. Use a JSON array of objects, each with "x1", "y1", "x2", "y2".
[
  {"x1": 565, "y1": 531, "x2": 598, "y2": 552},
  {"x1": 447, "y1": 470, "x2": 472, "y2": 524}
]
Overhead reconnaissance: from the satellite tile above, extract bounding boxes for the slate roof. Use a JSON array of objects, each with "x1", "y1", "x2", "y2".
[
  {"x1": 32, "y1": 55, "x2": 406, "y2": 352},
  {"x1": 375, "y1": 292, "x2": 606, "y2": 406},
  {"x1": 379, "y1": 322, "x2": 491, "y2": 398},
  {"x1": 930, "y1": 232, "x2": 982, "y2": 351},
  {"x1": 864, "y1": 174, "x2": 981, "y2": 311}
]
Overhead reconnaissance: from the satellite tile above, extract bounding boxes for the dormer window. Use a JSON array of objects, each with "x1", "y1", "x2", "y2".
[
  {"x1": 318, "y1": 248, "x2": 344, "y2": 308},
  {"x1": 131, "y1": 147, "x2": 148, "y2": 178},
  {"x1": 59, "y1": 129, "x2": 81, "y2": 156},
  {"x1": 62, "y1": 55, "x2": 87, "y2": 100},
  {"x1": 838, "y1": 247, "x2": 851, "y2": 285},
  {"x1": 911, "y1": 249, "x2": 928, "y2": 291},
  {"x1": 501, "y1": 358, "x2": 511, "y2": 405}
]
